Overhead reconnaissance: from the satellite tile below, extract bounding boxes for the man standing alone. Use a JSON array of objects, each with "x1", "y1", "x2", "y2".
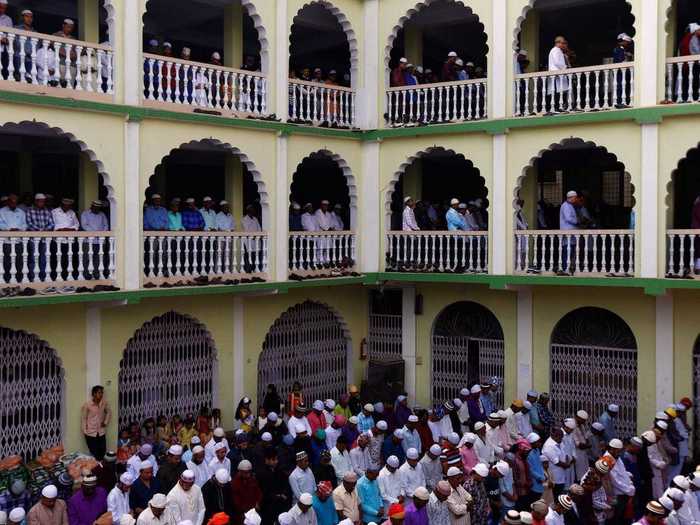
[{"x1": 81, "y1": 385, "x2": 111, "y2": 460}]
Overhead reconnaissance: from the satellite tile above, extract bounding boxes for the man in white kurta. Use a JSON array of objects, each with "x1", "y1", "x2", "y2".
[
  {"x1": 547, "y1": 36, "x2": 569, "y2": 109},
  {"x1": 572, "y1": 411, "x2": 591, "y2": 482},
  {"x1": 186, "y1": 446, "x2": 211, "y2": 487},
  {"x1": 399, "y1": 449, "x2": 425, "y2": 501},
  {"x1": 166, "y1": 471, "x2": 205, "y2": 525},
  {"x1": 402, "y1": 198, "x2": 419, "y2": 231},
  {"x1": 313, "y1": 200, "x2": 333, "y2": 265},
  {"x1": 107, "y1": 473, "x2": 133, "y2": 525},
  {"x1": 136, "y1": 494, "x2": 176, "y2": 525},
  {"x1": 378, "y1": 456, "x2": 404, "y2": 509},
  {"x1": 127, "y1": 446, "x2": 159, "y2": 480},
  {"x1": 542, "y1": 429, "x2": 571, "y2": 493}
]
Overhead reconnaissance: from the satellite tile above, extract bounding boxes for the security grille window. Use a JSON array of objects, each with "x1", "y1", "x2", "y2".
[
  {"x1": 0, "y1": 328, "x2": 63, "y2": 461},
  {"x1": 550, "y1": 307, "x2": 638, "y2": 438},
  {"x1": 368, "y1": 290, "x2": 402, "y2": 361},
  {"x1": 119, "y1": 312, "x2": 216, "y2": 428},
  {"x1": 431, "y1": 301, "x2": 505, "y2": 407},
  {"x1": 258, "y1": 301, "x2": 349, "y2": 405}
]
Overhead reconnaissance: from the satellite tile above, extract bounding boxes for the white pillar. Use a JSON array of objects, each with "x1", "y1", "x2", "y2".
[
  {"x1": 656, "y1": 294, "x2": 674, "y2": 409},
  {"x1": 275, "y1": 134, "x2": 289, "y2": 280},
  {"x1": 275, "y1": 0, "x2": 289, "y2": 121},
  {"x1": 402, "y1": 286, "x2": 416, "y2": 403},
  {"x1": 361, "y1": 141, "x2": 380, "y2": 273},
  {"x1": 122, "y1": 0, "x2": 141, "y2": 105},
  {"x1": 85, "y1": 306, "x2": 101, "y2": 398},
  {"x1": 639, "y1": 0, "x2": 660, "y2": 107},
  {"x1": 491, "y1": 133, "x2": 507, "y2": 274},
  {"x1": 490, "y1": 0, "x2": 508, "y2": 119},
  {"x1": 640, "y1": 123, "x2": 659, "y2": 278},
  {"x1": 358, "y1": 0, "x2": 379, "y2": 129},
  {"x1": 233, "y1": 296, "x2": 245, "y2": 405},
  {"x1": 124, "y1": 120, "x2": 141, "y2": 289},
  {"x1": 516, "y1": 289, "x2": 533, "y2": 395}
]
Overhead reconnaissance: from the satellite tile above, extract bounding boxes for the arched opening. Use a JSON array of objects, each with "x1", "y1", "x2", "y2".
[
  {"x1": 666, "y1": 0, "x2": 700, "y2": 57},
  {"x1": 666, "y1": 144, "x2": 700, "y2": 277},
  {"x1": 288, "y1": 2, "x2": 357, "y2": 128},
  {"x1": 431, "y1": 301, "x2": 504, "y2": 407},
  {"x1": 0, "y1": 2, "x2": 115, "y2": 95},
  {"x1": 257, "y1": 301, "x2": 350, "y2": 404},
  {"x1": 118, "y1": 311, "x2": 217, "y2": 429},
  {"x1": 0, "y1": 327, "x2": 64, "y2": 461},
  {"x1": 143, "y1": 140, "x2": 268, "y2": 285},
  {"x1": 550, "y1": 306, "x2": 637, "y2": 437},
  {"x1": 513, "y1": 1, "x2": 636, "y2": 115},
  {"x1": 385, "y1": 0, "x2": 488, "y2": 125},
  {"x1": 368, "y1": 288, "x2": 403, "y2": 361},
  {"x1": 0, "y1": 121, "x2": 116, "y2": 292},
  {"x1": 664, "y1": 1, "x2": 700, "y2": 103},
  {"x1": 386, "y1": 148, "x2": 489, "y2": 273},
  {"x1": 513, "y1": 138, "x2": 635, "y2": 276},
  {"x1": 288, "y1": 151, "x2": 356, "y2": 277},
  {"x1": 142, "y1": 0, "x2": 268, "y2": 115}
]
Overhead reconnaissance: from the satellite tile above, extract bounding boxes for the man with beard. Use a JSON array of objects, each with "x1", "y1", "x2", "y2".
[{"x1": 256, "y1": 449, "x2": 290, "y2": 525}]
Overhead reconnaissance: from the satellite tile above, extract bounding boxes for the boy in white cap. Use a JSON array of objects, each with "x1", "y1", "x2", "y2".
[
  {"x1": 27, "y1": 485, "x2": 68, "y2": 525},
  {"x1": 204, "y1": 428, "x2": 228, "y2": 463},
  {"x1": 108, "y1": 473, "x2": 134, "y2": 525},
  {"x1": 166, "y1": 471, "x2": 205, "y2": 525}
]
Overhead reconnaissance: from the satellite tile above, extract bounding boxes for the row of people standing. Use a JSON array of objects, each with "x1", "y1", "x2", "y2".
[
  {"x1": 143, "y1": 195, "x2": 261, "y2": 233},
  {"x1": 402, "y1": 197, "x2": 487, "y2": 232}
]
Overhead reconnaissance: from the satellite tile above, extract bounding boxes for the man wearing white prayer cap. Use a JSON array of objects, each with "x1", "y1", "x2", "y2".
[
  {"x1": 54, "y1": 18, "x2": 75, "y2": 39},
  {"x1": 26, "y1": 485, "x2": 67, "y2": 525},
  {"x1": 157, "y1": 445, "x2": 186, "y2": 494},
  {"x1": 186, "y1": 446, "x2": 209, "y2": 487},
  {"x1": 445, "y1": 466, "x2": 471, "y2": 523},
  {"x1": 204, "y1": 428, "x2": 229, "y2": 463},
  {"x1": 7, "y1": 509, "x2": 25, "y2": 525},
  {"x1": 0, "y1": 1, "x2": 12, "y2": 30},
  {"x1": 166, "y1": 470, "x2": 205, "y2": 525},
  {"x1": 108, "y1": 473, "x2": 134, "y2": 525},
  {"x1": 378, "y1": 456, "x2": 403, "y2": 509},
  {"x1": 243, "y1": 509, "x2": 261, "y2": 525},
  {"x1": 402, "y1": 196, "x2": 419, "y2": 232},
  {"x1": 137, "y1": 494, "x2": 175, "y2": 525},
  {"x1": 419, "y1": 444, "x2": 443, "y2": 491},
  {"x1": 558, "y1": 190, "x2": 580, "y2": 273},
  {"x1": 598, "y1": 404, "x2": 618, "y2": 442},
  {"x1": 398, "y1": 448, "x2": 425, "y2": 501},
  {"x1": 288, "y1": 493, "x2": 314, "y2": 525}
]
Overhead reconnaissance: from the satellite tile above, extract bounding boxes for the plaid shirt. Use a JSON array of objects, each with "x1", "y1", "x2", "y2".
[
  {"x1": 25, "y1": 207, "x2": 55, "y2": 231},
  {"x1": 0, "y1": 489, "x2": 33, "y2": 514},
  {"x1": 181, "y1": 208, "x2": 205, "y2": 231}
]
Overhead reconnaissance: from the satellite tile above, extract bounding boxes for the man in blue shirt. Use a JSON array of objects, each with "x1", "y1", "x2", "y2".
[
  {"x1": 143, "y1": 194, "x2": 169, "y2": 230},
  {"x1": 357, "y1": 466, "x2": 383, "y2": 524},
  {"x1": 182, "y1": 198, "x2": 205, "y2": 231},
  {"x1": 312, "y1": 481, "x2": 338, "y2": 525},
  {"x1": 0, "y1": 194, "x2": 27, "y2": 231},
  {"x1": 446, "y1": 198, "x2": 465, "y2": 231},
  {"x1": 613, "y1": 33, "x2": 633, "y2": 107},
  {"x1": 598, "y1": 404, "x2": 618, "y2": 442},
  {"x1": 526, "y1": 433, "x2": 546, "y2": 501},
  {"x1": 558, "y1": 191, "x2": 579, "y2": 275}
]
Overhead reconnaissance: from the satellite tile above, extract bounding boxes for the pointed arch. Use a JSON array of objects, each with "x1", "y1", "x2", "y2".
[
  {"x1": 257, "y1": 300, "x2": 352, "y2": 405},
  {"x1": 118, "y1": 311, "x2": 218, "y2": 428}
]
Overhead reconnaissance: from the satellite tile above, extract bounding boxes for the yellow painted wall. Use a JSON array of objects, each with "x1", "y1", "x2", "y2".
[
  {"x1": 672, "y1": 290, "x2": 698, "y2": 403},
  {"x1": 412, "y1": 283, "x2": 518, "y2": 408},
  {"x1": 530, "y1": 286, "x2": 656, "y2": 432},
  {"x1": 0, "y1": 305, "x2": 88, "y2": 454}
]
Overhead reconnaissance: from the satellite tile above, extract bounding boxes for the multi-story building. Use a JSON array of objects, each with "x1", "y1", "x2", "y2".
[{"x1": 1, "y1": 0, "x2": 699, "y2": 458}]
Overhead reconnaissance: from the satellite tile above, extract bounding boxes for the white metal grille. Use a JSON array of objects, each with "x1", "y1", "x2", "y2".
[
  {"x1": 431, "y1": 335, "x2": 504, "y2": 407},
  {"x1": 551, "y1": 344, "x2": 637, "y2": 438},
  {"x1": 0, "y1": 327, "x2": 63, "y2": 461},
  {"x1": 258, "y1": 301, "x2": 348, "y2": 405},
  {"x1": 118, "y1": 312, "x2": 216, "y2": 428},
  {"x1": 368, "y1": 314, "x2": 402, "y2": 361}
]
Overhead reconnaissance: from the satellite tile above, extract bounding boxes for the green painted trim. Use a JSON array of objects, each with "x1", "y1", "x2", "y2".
[{"x1": 4, "y1": 88, "x2": 700, "y2": 142}]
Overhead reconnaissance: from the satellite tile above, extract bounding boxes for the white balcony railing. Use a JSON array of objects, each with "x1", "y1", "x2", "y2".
[
  {"x1": 666, "y1": 230, "x2": 700, "y2": 277},
  {"x1": 0, "y1": 232, "x2": 115, "y2": 289},
  {"x1": 143, "y1": 232, "x2": 268, "y2": 284},
  {"x1": 288, "y1": 231, "x2": 356, "y2": 275},
  {"x1": 514, "y1": 230, "x2": 635, "y2": 276},
  {"x1": 288, "y1": 79, "x2": 356, "y2": 127},
  {"x1": 513, "y1": 63, "x2": 634, "y2": 116},
  {"x1": 386, "y1": 231, "x2": 488, "y2": 273},
  {"x1": 143, "y1": 53, "x2": 267, "y2": 116},
  {"x1": 665, "y1": 55, "x2": 700, "y2": 104},
  {"x1": 0, "y1": 27, "x2": 114, "y2": 96},
  {"x1": 386, "y1": 79, "x2": 487, "y2": 126}
]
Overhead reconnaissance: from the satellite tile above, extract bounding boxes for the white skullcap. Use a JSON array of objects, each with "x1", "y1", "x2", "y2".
[
  {"x1": 450, "y1": 198, "x2": 460, "y2": 205},
  {"x1": 576, "y1": 410, "x2": 589, "y2": 420},
  {"x1": 185, "y1": 198, "x2": 195, "y2": 204},
  {"x1": 497, "y1": 410, "x2": 508, "y2": 419},
  {"x1": 268, "y1": 412, "x2": 279, "y2": 422},
  {"x1": 34, "y1": 193, "x2": 46, "y2": 200},
  {"x1": 387, "y1": 455, "x2": 400, "y2": 468},
  {"x1": 295, "y1": 423, "x2": 306, "y2": 433},
  {"x1": 364, "y1": 403, "x2": 374, "y2": 412},
  {"x1": 447, "y1": 466, "x2": 462, "y2": 477},
  {"x1": 563, "y1": 419, "x2": 576, "y2": 430},
  {"x1": 608, "y1": 438, "x2": 624, "y2": 449},
  {"x1": 642, "y1": 430, "x2": 657, "y2": 443},
  {"x1": 691, "y1": 473, "x2": 700, "y2": 488},
  {"x1": 520, "y1": 512, "x2": 533, "y2": 525},
  {"x1": 466, "y1": 61, "x2": 475, "y2": 67},
  {"x1": 180, "y1": 470, "x2": 195, "y2": 481},
  {"x1": 403, "y1": 196, "x2": 412, "y2": 204},
  {"x1": 278, "y1": 513, "x2": 293, "y2": 525},
  {"x1": 518, "y1": 49, "x2": 528, "y2": 56},
  {"x1": 630, "y1": 437, "x2": 643, "y2": 447},
  {"x1": 393, "y1": 429, "x2": 404, "y2": 439},
  {"x1": 470, "y1": 385, "x2": 482, "y2": 394},
  {"x1": 448, "y1": 432, "x2": 460, "y2": 445},
  {"x1": 407, "y1": 448, "x2": 419, "y2": 460},
  {"x1": 473, "y1": 421, "x2": 485, "y2": 431},
  {"x1": 150, "y1": 494, "x2": 168, "y2": 508},
  {"x1": 453, "y1": 399, "x2": 463, "y2": 408},
  {"x1": 523, "y1": 401, "x2": 533, "y2": 409},
  {"x1": 192, "y1": 446, "x2": 204, "y2": 454},
  {"x1": 526, "y1": 390, "x2": 539, "y2": 398},
  {"x1": 238, "y1": 460, "x2": 253, "y2": 471},
  {"x1": 163, "y1": 42, "x2": 172, "y2": 48},
  {"x1": 659, "y1": 495, "x2": 674, "y2": 511},
  {"x1": 21, "y1": 9, "x2": 32, "y2": 15},
  {"x1": 374, "y1": 403, "x2": 384, "y2": 413},
  {"x1": 140, "y1": 443, "x2": 153, "y2": 455},
  {"x1": 429, "y1": 444, "x2": 442, "y2": 456},
  {"x1": 656, "y1": 420, "x2": 668, "y2": 430},
  {"x1": 592, "y1": 422, "x2": 605, "y2": 431},
  {"x1": 376, "y1": 421, "x2": 388, "y2": 431},
  {"x1": 214, "y1": 427, "x2": 225, "y2": 437},
  {"x1": 399, "y1": 57, "x2": 408, "y2": 64},
  {"x1": 455, "y1": 59, "x2": 464, "y2": 66},
  {"x1": 495, "y1": 461, "x2": 511, "y2": 476},
  {"x1": 41, "y1": 485, "x2": 58, "y2": 498},
  {"x1": 9, "y1": 509, "x2": 25, "y2": 523},
  {"x1": 349, "y1": 416, "x2": 358, "y2": 424},
  {"x1": 244, "y1": 509, "x2": 262, "y2": 525},
  {"x1": 673, "y1": 475, "x2": 690, "y2": 490},
  {"x1": 214, "y1": 442, "x2": 226, "y2": 451},
  {"x1": 215, "y1": 469, "x2": 231, "y2": 483},
  {"x1": 325, "y1": 399, "x2": 336, "y2": 409},
  {"x1": 667, "y1": 487, "x2": 685, "y2": 502},
  {"x1": 448, "y1": 51, "x2": 458, "y2": 57},
  {"x1": 120, "y1": 515, "x2": 136, "y2": 525},
  {"x1": 202, "y1": 196, "x2": 212, "y2": 202},
  {"x1": 676, "y1": 403, "x2": 687, "y2": 412},
  {"x1": 261, "y1": 432, "x2": 273, "y2": 442},
  {"x1": 313, "y1": 400, "x2": 324, "y2": 411},
  {"x1": 413, "y1": 487, "x2": 430, "y2": 501},
  {"x1": 608, "y1": 404, "x2": 619, "y2": 413},
  {"x1": 690, "y1": 23, "x2": 700, "y2": 33},
  {"x1": 168, "y1": 444, "x2": 183, "y2": 455},
  {"x1": 120, "y1": 473, "x2": 135, "y2": 485},
  {"x1": 148, "y1": 39, "x2": 159, "y2": 47},
  {"x1": 460, "y1": 388, "x2": 470, "y2": 396},
  {"x1": 320, "y1": 200, "x2": 330, "y2": 205},
  {"x1": 64, "y1": 18, "x2": 74, "y2": 25},
  {"x1": 463, "y1": 433, "x2": 477, "y2": 444},
  {"x1": 617, "y1": 33, "x2": 632, "y2": 42},
  {"x1": 527, "y1": 432, "x2": 540, "y2": 444},
  {"x1": 655, "y1": 411, "x2": 669, "y2": 420},
  {"x1": 191, "y1": 436, "x2": 201, "y2": 445},
  {"x1": 139, "y1": 460, "x2": 154, "y2": 471},
  {"x1": 408, "y1": 415, "x2": 419, "y2": 423},
  {"x1": 299, "y1": 493, "x2": 313, "y2": 505},
  {"x1": 566, "y1": 191, "x2": 578, "y2": 198},
  {"x1": 473, "y1": 463, "x2": 489, "y2": 477}
]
